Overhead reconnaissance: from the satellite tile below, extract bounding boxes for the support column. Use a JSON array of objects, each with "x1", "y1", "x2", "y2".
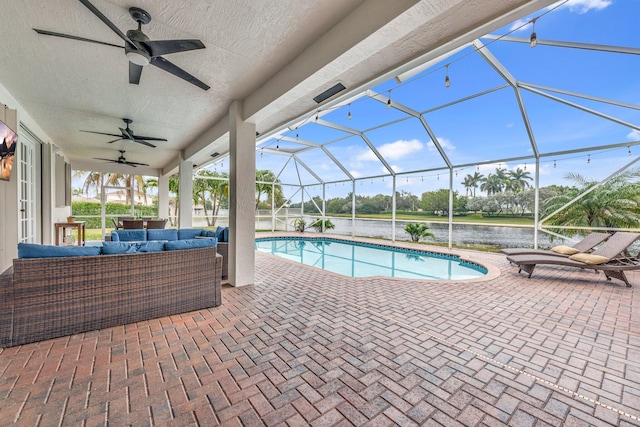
[
  {"x1": 534, "y1": 158, "x2": 540, "y2": 249},
  {"x1": 158, "y1": 174, "x2": 170, "y2": 221},
  {"x1": 229, "y1": 100, "x2": 256, "y2": 287},
  {"x1": 322, "y1": 184, "x2": 326, "y2": 232},
  {"x1": 178, "y1": 153, "x2": 193, "y2": 229},
  {"x1": 351, "y1": 180, "x2": 356, "y2": 237},
  {"x1": 392, "y1": 176, "x2": 396, "y2": 242},
  {"x1": 448, "y1": 169, "x2": 453, "y2": 249}
]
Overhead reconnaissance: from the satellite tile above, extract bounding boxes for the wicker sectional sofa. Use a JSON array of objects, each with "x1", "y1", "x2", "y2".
[{"x1": 0, "y1": 245, "x2": 222, "y2": 347}]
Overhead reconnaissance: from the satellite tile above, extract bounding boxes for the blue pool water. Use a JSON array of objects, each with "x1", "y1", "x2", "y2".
[{"x1": 255, "y1": 237, "x2": 487, "y2": 280}]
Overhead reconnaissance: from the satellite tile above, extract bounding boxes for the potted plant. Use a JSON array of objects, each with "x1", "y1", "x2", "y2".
[{"x1": 292, "y1": 218, "x2": 307, "y2": 232}]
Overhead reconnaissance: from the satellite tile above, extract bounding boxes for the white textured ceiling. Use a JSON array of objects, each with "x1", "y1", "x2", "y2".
[{"x1": 0, "y1": 0, "x2": 554, "y2": 176}]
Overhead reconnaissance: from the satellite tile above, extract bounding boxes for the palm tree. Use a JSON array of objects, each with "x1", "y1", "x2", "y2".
[
  {"x1": 543, "y1": 170, "x2": 640, "y2": 231},
  {"x1": 74, "y1": 170, "x2": 102, "y2": 197},
  {"x1": 480, "y1": 173, "x2": 503, "y2": 195},
  {"x1": 256, "y1": 169, "x2": 283, "y2": 210},
  {"x1": 461, "y1": 175, "x2": 474, "y2": 197},
  {"x1": 194, "y1": 170, "x2": 229, "y2": 226},
  {"x1": 507, "y1": 167, "x2": 532, "y2": 192},
  {"x1": 469, "y1": 171, "x2": 484, "y2": 198},
  {"x1": 168, "y1": 175, "x2": 179, "y2": 226}
]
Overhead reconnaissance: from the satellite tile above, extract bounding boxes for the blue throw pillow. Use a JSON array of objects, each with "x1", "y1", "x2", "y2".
[
  {"x1": 113, "y1": 229, "x2": 147, "y2": 242},
  {"x1": 18, "y1": 243, "x2": 101, "y2": 258},
  {"x1": 164, "y1": 238, "x2": 217, "y2": 251},
  {"x1": 200, "y1": 229, "x2": 217, "y2": 238},
  {"x1": 223, "y1": 227, "x2": 229, "y2": 243},
  {"x1": 215, "y1": 226, "x2": 225, "y2": 241},
  {"x1": 148, "y1": 229, "x2": 178, "y2": 241},
  {"x1": 136, "y1": 241, "x2": 166, "y2": 252},
  {"x1": 101, "y1": 241, "x2": 138, "y2": 255},
  {"x1": 178, "y1": 228, "x2": 205, "y2": 240},
  {"x1": 110, "y1": 231, "x2": 120, "y2": 242},
  {"x1": 147, "y1": 228, "x2": 178, "y2": 241}
]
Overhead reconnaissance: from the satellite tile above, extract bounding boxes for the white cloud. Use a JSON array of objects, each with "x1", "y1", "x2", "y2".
[
  {"x1": 356, "y1": 139, "x2": 423, "y2": 162},
  {"x1": 556, "y1": 0, "x2": 612, "y2": 14},
  {"x1": 427, "y1": 137, "x2": 456, "y2": 152},
  {"x1": 510, "y1": 0, "x2": 611, "y2": 32},
  {"x1": 350, "y1": 170, "x2": 363, "y2": 178},
  {"x1": 627, "y1": 129, "x2": 640, "y2": 140},
  {"x1": 509, "y1": 18, "x2": 531, "y2": 33}
]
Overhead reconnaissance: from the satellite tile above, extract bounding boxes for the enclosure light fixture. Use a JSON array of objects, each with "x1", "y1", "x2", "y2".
[
  {"x1": 524, "y1": 164, "x2": 527, "y2": 170},
  {"x1": 444, "y1": 64, "x2": 451, "y2": 88},
  {"x1": 529, "y1": 18, "x2": 538, "y2": 48},
  {"x1": 260, "y1": 149, "x2": 263, "y2": 158},
  {"x1": 587, "y1": 154, "x2": 590, "y2": 164},
  {"x1": 629, "y1": 146, "x2": 632, "y2": 156},
  {"x1": 553, "y1": 160, "x2": 556, "y2": 168},
  {"x1": 315, "y1": 111, "x2": 319, "y2": 120},
  {"x1": 387, "y1": 90, "x2": 392, "y2": 109},
  {"x1": 348, "y1": 104, "x2": 352, "y2": 120}
]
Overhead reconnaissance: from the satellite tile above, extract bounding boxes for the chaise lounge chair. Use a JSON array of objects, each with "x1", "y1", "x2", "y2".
[
  {"x1": 501, "y1": 232, "x2": 610, "y2": 257},
  {"x1": 506, "y1": 232, "x2": 640, "y2": 287}
]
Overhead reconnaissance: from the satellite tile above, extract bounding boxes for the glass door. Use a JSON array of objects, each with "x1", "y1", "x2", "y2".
[{"x1": 18, "y1": 126, "x2": 37, "y2": 243}]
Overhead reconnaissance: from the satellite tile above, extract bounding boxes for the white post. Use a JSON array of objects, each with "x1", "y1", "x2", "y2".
[
  {"x1": 351, "y1": 180, "x2": 356, "y2": 237},
  {"x1": 271, "y1": 182, "x2": 275, "y2": 232},
  {"x1": 158, "y1": 174, "x2": 170, "y2": 221},
  {"x1": 178, "y1": 153, "x2": 193, "y2": 229},
  {"x1": 534, "y1": 158, "x2": 540, "y2": 249},
  {"x1": 322, "y1": 183, "x2": 326, "y2": 233},
  {"x1": 392, "y1": 176, "x2": 396, "y2": 242},
  {"x1": 228, "y1": 100, "x2": 256, "y2": 287},
  {"x1": 448, "y1": 169, "x2": 453, "y2": 249}
]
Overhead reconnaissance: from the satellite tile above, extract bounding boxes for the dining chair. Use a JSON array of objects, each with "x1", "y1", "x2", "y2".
[
  {"x1": 145, "y1": 219, "x2": 168, "y2": 229},
  {"x1": 121, "y1": 219, "x2": 144, "y2": 229}
]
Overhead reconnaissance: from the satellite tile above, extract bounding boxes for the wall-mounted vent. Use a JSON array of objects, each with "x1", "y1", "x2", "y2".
[
  {"x1": 313, "y1": 83, "x2": 346, "y2": 104},
  {"x1": 211, "y1": 152, "x2": 220, "y2": 158}
]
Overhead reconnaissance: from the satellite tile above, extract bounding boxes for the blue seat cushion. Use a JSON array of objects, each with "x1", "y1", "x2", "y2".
[
  {"x1": 223, "y1": 227, "x2": 229, "y2": 243},
  {"x1": 164, "y1": 238, "x2": 217, "y2": 251},
  {"x1": 18, "y1": 243, "x2": 101, "y2": 258},
  {"x1": 136, "y1": 241, "x2": 166, "y2": 252},
  {"x1": 102, "y1": 241, "x2": 138, "y2": 255},
  {"x1": 148, "y1": 229, "x2": 178, "y2": 241},
  {"x1": 113, "y1": 229, "x2": 147, "y2": 242},
  {"x1": 178, "y1": 228, "x2": 205, "y2": 240}
]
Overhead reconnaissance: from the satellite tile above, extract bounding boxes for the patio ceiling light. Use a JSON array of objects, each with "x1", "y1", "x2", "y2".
[
  {"x1": 529, "y1": 18, "x2": 538, "y2": 48},
  {"x1": 444, "y1": 64, "x2": 451, "y2": 88}
]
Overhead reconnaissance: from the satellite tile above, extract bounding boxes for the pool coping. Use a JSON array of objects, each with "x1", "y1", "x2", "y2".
[{"x1": 255, "y1": 231, "x2": 501, "y2": 283}]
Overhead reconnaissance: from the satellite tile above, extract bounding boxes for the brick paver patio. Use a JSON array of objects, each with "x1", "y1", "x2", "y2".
[{"x1": 1, "y1": 238, "x2": 640, "y2": 426}]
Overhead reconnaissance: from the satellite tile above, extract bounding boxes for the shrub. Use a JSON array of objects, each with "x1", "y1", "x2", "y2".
[
  {"x1": 309, "y1": 218, "x2": 335, "y2": 233},
  {"x1": 404, "y1": 222, "x2": 435, "y2": 242}
]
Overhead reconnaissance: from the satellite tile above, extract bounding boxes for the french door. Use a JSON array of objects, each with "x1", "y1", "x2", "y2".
[{"x1": 18, "y1": 125, "x2": 38, "y2": 243}]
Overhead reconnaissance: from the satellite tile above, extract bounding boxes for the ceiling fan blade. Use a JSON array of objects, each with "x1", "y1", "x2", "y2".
[
  {"x1": 105, "y1": 138, "x2": 122, "y2": 144},
  {"x1": 131, "y1": 135, "x2": 167, "y2": 141},
  {"x1": 79, "y1": 0, "x2": 134, "y2": 46},
  {"x1": 143, "y1": 39, "x2": 205, "y2": 57},
  {"x1": 80, "y1": 130, "x2": 122, "y2": 138},
  {"x1": 93, "y1": 157, "x2": 118, "y2": 163},
  {"x1": 129, "y1": 62, "x2": 143, "y2": 85},
  {"x1": 133, "y1": 139, "x2": 156, "y2": 148},
  {"x1": 150, "y1": 57, "x2": 210, "y2": 91},
  {"x1": 33, "y1": 29, "x2": 123, "y2": 49},
  {"x1": 126, "y1": 161, "x2": 149, "y2": 167}
]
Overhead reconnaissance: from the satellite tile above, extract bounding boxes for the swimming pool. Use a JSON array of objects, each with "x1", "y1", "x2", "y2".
[{"x1": 255, "y1": 237, "x2": 487, "y2": 280}]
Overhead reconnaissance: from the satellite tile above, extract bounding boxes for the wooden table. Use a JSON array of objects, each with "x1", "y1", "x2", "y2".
[{"x1": 54, "y1": 221, "x2": 86, "y2": 246}]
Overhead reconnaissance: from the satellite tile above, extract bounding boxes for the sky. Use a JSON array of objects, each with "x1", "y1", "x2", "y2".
[
  {"x1": 83, "y1": 0, "x2": 639, "y2": 205},
  {"x1": 247, "y1": 0, "x2": 638, "y2": 204}
]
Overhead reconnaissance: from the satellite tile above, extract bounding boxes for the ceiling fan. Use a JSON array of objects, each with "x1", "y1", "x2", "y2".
[
  {"x1": 81, "y1": 118, "x2": 166, "y2": 148},
  {"x1": 33, "y1": 0, "x2": 209, "y2": 90},
  {"x1": 94, "y1": 150, "x2": 149, "y2": 167}
]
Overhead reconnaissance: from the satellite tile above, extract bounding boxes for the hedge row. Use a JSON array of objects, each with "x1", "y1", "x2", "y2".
[{"x1": 71, "y1": 201, "x2": 158, "y2": 228}]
